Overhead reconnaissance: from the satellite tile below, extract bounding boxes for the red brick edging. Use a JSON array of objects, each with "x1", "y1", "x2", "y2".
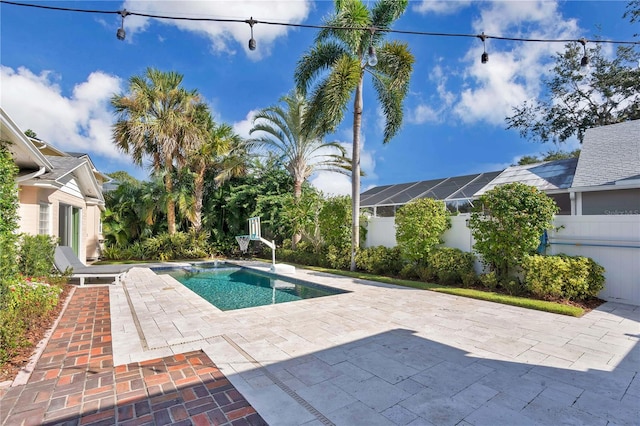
[{"x1": 0, "y1": 287, "x2": 266, "y2": 426}]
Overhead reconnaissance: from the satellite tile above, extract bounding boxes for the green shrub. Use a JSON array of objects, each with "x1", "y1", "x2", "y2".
[
  {"x1": 0, "y1": 277, "x2": 62, "y2": 364},
  {"x1": 18, "y1": 234, "x2": 57, "y2": 277},
  {"x1": 0, "y1": 142, "x2": 20, "y2": 282},
  {"x1": 479, "y1": 271, "x2": 499, "y2": 291},
  {"x1": 143, "y1": 231, "x2": 211, "y2": 261},
  {"x1": 395, "y1": 198, "x2": 451, "y2": 264},
  {"x1": 470, "y1": 182, "x2": 558, "y2": 279},
  {"x1": 427, "y1": 247, "x2": 476, "y2": 286},
  {"x1": 522, "y1": 254, "x2": 605, "y2": 300},
  {"x1": 399, "y1": 263, "x2": 420, "y2": 280},
  {"x1": 356, "y1": 246, "x2": 403, "y2": 276},
  {"x1": 326, "y1": 245, "x2": 351, "y2": 270}
]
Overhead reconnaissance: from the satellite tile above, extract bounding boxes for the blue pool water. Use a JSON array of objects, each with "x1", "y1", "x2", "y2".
[{"x1": 157, "y1": 265, "x2": 346, "y2": 311}]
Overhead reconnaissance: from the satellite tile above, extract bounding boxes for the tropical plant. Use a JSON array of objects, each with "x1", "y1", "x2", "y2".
[
  {"x1": 111, "y1": 67, "x2": 202, "y2": 234},
  {"x1": 295, "y1": 0, "x2": 414, "y2": 270},
  {"x1": 470, "y1": 182, "x2": 559, "y2": 280},
  {"x1": 395, "y1": 198, "x2": 451, "y2": 265},
  {"x1": 189, "y1": 107, "x2": 246, "y2": 232},
  {"x1": 249, "y1": 90, "x2": 350, "y2": 248},
  {"x1": 0, "y1": 141, "x2": 20, "y2": 282},
  {"x1": 506, "y1": 42, "x2": 640, "y2": 144},
  {"x1": 102, "y1": 178, "x2": 166, "y2": 246}
]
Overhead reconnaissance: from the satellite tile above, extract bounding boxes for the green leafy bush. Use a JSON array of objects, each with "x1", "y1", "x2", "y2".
[
  {"x1": 356, "y1": 246, "x2": 403, "y2": 276},
  {"x1": 522, "y1": 254, "x2": 605, "y2": 300},
  {"x1": 18, "y1": 234, "x2": 57, "y2": 277},
  {"x1": 470, "y1": 182, "x2": 558, "y2": 279},
  {"x1": 395, "y1": 198, "x2": 451, "y2": 264},
  {"x1": 0, "y1": 142, "x2": 20, "y2": 281},
  {"x1": 427, "y1": 247, "x2": 476, "y2": 286},
  {"x1": 479, "y1": 271, "x2": 499, "y2": 291},
  {"x1": 0, "y1": 277, "x2": 62, "y2": 364},
  {"x1": 325, "y1": 245, "x2": 351, "y2": 270}
]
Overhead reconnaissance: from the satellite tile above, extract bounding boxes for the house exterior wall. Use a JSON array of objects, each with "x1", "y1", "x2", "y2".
[
  {"x1": 16, "y1": 179, "x2": 101, "y2": 263},
  {"x1": 365, "y1": 214, "x2": 640, "y2": 305},
  {"x1": 17, "y1": 186, "x2": 40, "y2": 235}
]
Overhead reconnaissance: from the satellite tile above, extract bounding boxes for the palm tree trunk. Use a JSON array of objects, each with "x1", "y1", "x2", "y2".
[
  {"x1": 350, "y1": 76, "x2": 364, "y2": 271},
  {"x1": 165, "y1": 157, "x2": 176, "y2": 235},
  {"x1": 292, "y1": 179, "x2": 303, "y2": 250},
  {"x1": 193, "y1": 169, "x2": 205, "y2": 232}
]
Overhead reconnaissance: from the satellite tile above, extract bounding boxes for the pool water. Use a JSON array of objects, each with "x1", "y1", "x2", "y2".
[{"x1": 162, "y1": 267, "x2": 346, "y2": 311}]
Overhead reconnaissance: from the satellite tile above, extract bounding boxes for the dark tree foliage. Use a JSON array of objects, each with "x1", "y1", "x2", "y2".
[
  {"x1": 516, "y1": 149, "x2": 580, "y2": 165},
  {"x1": 506, "y1": 42, "x2": 640, "y2": 144}
]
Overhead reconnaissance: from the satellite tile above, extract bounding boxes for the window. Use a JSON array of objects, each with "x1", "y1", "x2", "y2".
[{"x1": 39, "y1": 203, "x2": 51, "y2": 235}]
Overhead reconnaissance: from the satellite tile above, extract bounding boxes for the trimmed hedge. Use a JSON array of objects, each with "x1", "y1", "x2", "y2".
[{"x1": 522, "y1": 254, "x2": 605, "y2": 300}]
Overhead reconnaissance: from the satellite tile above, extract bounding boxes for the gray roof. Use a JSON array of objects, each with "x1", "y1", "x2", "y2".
[
  {"x1": 38, "y1": 156, "x2": 85, "y2": 181},
  {"x1": 475, "y1": 158, "x2": 577, "y2": 196},
  {"x1": 360, "y1": 171, "x2": 503, "y2": 207},
  {"x1": 572, "y1": 120, "x2": 640, "y2": 187}
]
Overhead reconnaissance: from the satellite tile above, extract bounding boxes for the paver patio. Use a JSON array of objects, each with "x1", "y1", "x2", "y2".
[{"x1": 1, "y1": 262, "x2": 639, "y2": 425}]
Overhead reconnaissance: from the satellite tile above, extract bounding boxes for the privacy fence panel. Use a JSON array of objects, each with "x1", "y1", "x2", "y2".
[{"x1": 366, "y1": 214, "x2": 640, "y2": 305}]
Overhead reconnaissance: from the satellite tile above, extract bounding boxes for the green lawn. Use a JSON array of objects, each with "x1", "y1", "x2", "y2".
[{"x1": 299, "y1": 265, "x2": 585, "y2": 317}]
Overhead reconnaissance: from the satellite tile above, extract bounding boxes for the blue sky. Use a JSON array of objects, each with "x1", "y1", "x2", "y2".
[{"x1": 1, "y1": 1, "x2": 636, "y2": 195}]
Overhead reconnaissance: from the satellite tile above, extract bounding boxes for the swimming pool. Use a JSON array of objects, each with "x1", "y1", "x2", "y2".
[{"x1": 157, "y1": 264, "x2": 347, "y2": 311}]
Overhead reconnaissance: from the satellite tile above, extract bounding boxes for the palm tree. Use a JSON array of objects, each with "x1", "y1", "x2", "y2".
[
  {"x1": 249, "y1": 90, "x2": 351, "y2": 248},
  {"x1": 295, "y1": 0, "x2": 414, "y2": 270},
  {"x1": 111, "y1": 68, "x2": 202, "y2": 235},
  {"x1": 188, "y1": 107, "x2": 246, "y2": 232}
]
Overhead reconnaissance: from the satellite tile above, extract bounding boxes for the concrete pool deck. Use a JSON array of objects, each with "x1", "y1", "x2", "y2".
[
  {"x1": 108, "y1": 261, "x2": 639, "y2": 425},
  {"x1": 2, "y1": 262, "x2": 637, "y2": 425}
]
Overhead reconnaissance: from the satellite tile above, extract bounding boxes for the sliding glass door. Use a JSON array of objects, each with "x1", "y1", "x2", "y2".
[{"x1": 59, "y1": 204, "x2": 81, "y2": 255}]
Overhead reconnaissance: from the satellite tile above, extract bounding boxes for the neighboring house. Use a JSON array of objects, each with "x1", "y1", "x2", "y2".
[
  {"x1": 362, "y1": 120, "x2": 639, "y2": 217},
  {"x1": 569, "y1": 120, "x2": 640, "y2": 215},
  {"x1": 1, "y1": 107, "x2": 107, "y2": 262}
]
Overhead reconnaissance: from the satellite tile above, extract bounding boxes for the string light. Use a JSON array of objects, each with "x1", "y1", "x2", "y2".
[
  {"x1": 116, "y1": 9, "x2": 129, "y2": 41},
  {"x1": 247, "y1": 17, "x2": 257, "y2": 51},
  {"x1": 478, "y1": 32, "x2": 488, "y2": 64},
  {"x1": 367, "y1": 29, "x2": 378, "y2": 67},
  {"x1": 1, "y1": 0, "x2": 637, "y2": 61},
  {"x1": 579, "y1": 38, "x2": 589, "y2": 67}
]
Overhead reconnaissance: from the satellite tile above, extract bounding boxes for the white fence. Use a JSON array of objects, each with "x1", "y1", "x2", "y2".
[{"x1": 365, "y1": 214, "x2": 640, "y2": 306}]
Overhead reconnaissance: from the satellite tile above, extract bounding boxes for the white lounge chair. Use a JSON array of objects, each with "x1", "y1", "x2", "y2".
[{"x1": 54, "y1": 246, "x2": 132, "y2": 286}]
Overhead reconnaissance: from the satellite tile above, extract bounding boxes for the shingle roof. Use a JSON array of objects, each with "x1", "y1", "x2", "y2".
[
  {"x1": 37, "y1": 156, "x2": 85, "y2": 181},
  {"x1": 572, "y1": 120, "x2": 640, "y2": 187},
  {"x1": 474, "y1": 158, "x2": 578, "y2": 196}
]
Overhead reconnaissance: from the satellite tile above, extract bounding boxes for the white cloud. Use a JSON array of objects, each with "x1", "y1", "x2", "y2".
[
  {"x1": 233, "y1": 109, "x2": 259, "y2": 139},
  {"x1": 449, "y1": 1, "x2": 580, "y2": 125},
  {"x1": 413, "y1": 0, "x2": 471, "y2": 15},
  {"x1": 121, "y1": 0, "x2": 311, "y2": 59},
  {"x1": 408, "y1": 64, "x2": 455, "y2": 124},
  {"x1": 310, "y1": 136, "x2": 376, "y2": 196},
  {"x1": 310, "y1": 171, "x2": 351, "y2": 196},
  {"x1": 0, "y1": 66, "x2": 124, "y2": 159}
]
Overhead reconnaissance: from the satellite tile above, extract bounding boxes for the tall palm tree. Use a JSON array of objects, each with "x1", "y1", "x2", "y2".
[
  {"x1": 111, "y1": 67, "x2": 202, "y2": 235},
  {"x1": 295, "y1": 0, "x2": 414, "y2": 270},
  {"x1": 249, "y1": 90, "x2": 350, "y2": 248},
  {"x1": 188, "y1": 107, "x2": 246, "y2": 232}
]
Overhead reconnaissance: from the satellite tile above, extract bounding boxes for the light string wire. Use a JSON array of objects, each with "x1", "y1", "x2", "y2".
[{"x1": 1, "y1": 0, "x2": 638, "y2": 46}]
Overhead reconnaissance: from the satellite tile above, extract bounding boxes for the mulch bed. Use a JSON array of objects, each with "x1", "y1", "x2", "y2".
[{"x1": 0, "y1": 284, "x2": 73, "y2": 384}]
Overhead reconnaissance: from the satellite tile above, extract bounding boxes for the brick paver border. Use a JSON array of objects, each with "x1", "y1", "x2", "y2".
[{"x1": 0, "y1": 287, "x2": 266, "y2": 426}]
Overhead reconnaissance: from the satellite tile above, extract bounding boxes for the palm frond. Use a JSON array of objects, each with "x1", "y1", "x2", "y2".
[{"x1": 295, "y1": 42, "x2": 348, "y2": 96}]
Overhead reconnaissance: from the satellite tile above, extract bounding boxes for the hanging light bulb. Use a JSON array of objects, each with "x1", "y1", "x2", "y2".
[
  {"x1": 247, "y1": 17, "x2": 257, "y2": 51},
  {"x1": 367, "y1": 28, "x2": 378, "y2": 67},
  {"x1": 478, "y1": 32, "x2": 488, "y2": 64},
  {"x1": 367, "y1": 45, "x2": 378, "y2": 67},
  {"x1": 116, "y1": 9, "x2": 129, "y2": 41},
  {"x1": 579, "y1": 38, "x2": 589, "y2": 67}
]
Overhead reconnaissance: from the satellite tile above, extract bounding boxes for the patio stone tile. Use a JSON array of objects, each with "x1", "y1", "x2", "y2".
[{"x1": 325, "y1": 401, "x2": 395, "y2": 426}]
